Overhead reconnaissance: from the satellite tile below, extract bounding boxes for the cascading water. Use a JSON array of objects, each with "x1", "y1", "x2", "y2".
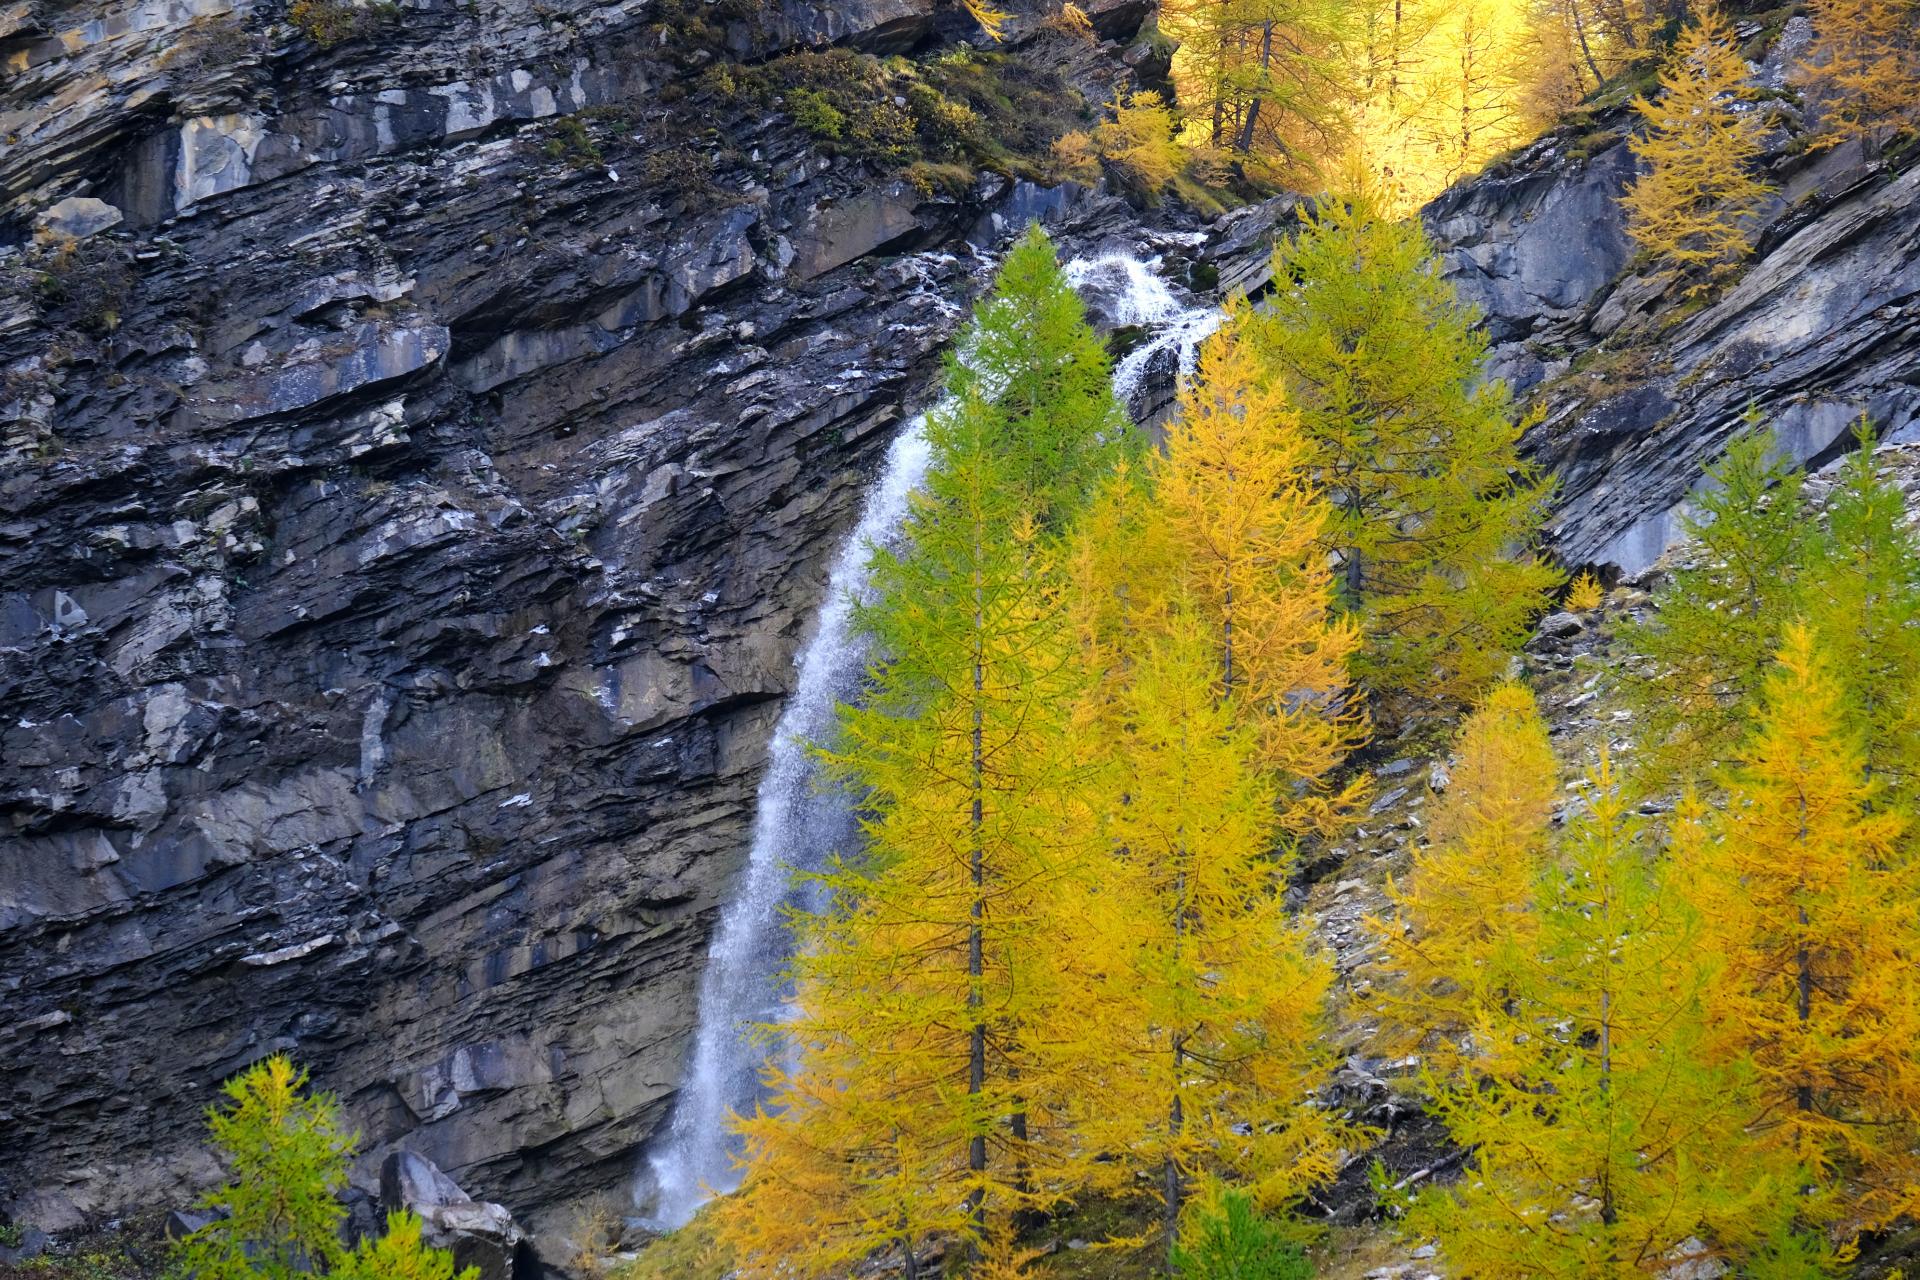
[
  {"x1": 1065, "y1": 253, "x2": 1226, "y2": 411},
  {"x1": 639, "y1": 250, "x2": 1219, "y2": 1232},
  {"x1": 641, "y1": 417, "x2": 933, "y2": 1231}
]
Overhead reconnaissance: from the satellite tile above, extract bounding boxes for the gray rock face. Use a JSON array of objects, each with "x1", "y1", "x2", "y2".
[
  {"x1": 381, "y1": 1151, "x2": 531, "y2": 1280},
  {"x1": 33, "y1": 197, "x2": 125, "y2": 243},
  {"x1": 1425, "y1": 113, "x2": 1920, "y2": 574},
  {"x1": 0, "y1": 0, "x2": 1244, "y2": 1245}
]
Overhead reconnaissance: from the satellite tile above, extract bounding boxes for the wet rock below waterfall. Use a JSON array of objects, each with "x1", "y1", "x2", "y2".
[{"x1": 380, "y1": 1152, "x2": 535, "y2": 1280}]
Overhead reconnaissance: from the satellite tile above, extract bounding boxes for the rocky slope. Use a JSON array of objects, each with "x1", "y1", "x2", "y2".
[
  {"x1": 2, "y1": 0, "x2": 1917, "y2": 1260},
  {"x1": 1427, "y1": 14, "x2": 1920, "y2": 574}
]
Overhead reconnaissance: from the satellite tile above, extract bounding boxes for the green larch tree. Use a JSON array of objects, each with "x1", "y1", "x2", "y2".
[
  {"x1": 1410, "y1": 759, "x2": 1823, "y2": 1278},
  {"x1": 717, "y1": 224, "x2": 1129, "y2": 1275},
  {"x1": 1252, "y1": 193, "x2": 1559, "y2": 709}
]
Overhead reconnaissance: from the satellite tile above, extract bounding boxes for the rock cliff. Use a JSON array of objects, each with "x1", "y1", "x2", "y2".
[{"x1": 1426, "y1": 16, "x2": 1920, "y2": 574}]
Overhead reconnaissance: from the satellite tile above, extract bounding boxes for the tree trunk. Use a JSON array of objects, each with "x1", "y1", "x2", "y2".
[{"x1": 967, "y1": 550, "x2": 988, "y2": 1247}]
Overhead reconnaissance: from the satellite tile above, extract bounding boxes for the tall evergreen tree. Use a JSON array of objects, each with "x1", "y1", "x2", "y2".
[
  {"x1": 1253, "y1": 194, "x2": 1559, "y2": 708},
  {"x1": 172, "y1": 1056, "x2": 476, "y2": 1280},
  {"x1": 1621, "y1": 3, "x2": 1775, "y2": 296},
  {"x1": 1369, "y1": 681, "x2": 1558, "y2": 1062},
  {"x1": 717, "y1": 225, "x2": 1128, "y2": 1275},
  {"x1": 1161, "y1": 0, "x2": 1354, "y2": 167},
  {"x1": 1145, "y1": 305, "x2": 1366, "y2": 820},
  {"x1": 1409, "y1": 760, "x2": 1823, "y2": 1279},
  {"x1": 1682, "y1": 625, "x2": 1920, "y2": 1229}
]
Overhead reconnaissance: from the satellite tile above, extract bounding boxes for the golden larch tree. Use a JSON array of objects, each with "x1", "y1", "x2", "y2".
[
  {"x1": 1147, "y1": 304, "x2": 1367, "y2": 821},
  {"x1": 1683, "y1": 624, "x2": 1920, "y2": 1229},
  {"x1": 1061, "y1": 309, "x2": 1365, "y2": 1264},
  {"x1": 1801, "y1": 0, "x2": 1920, "y2": 143},
  {"x1": 1368, "y1": 681, "x2": 1557, "y2": 1061},
  {"x1": 1621, "y1": 2, "x2": 1775, "y2": 295}
]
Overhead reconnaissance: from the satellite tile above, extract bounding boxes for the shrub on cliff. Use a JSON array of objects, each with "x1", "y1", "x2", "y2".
[{"x1": 171, "y1": 1055, "x2": 474, "y2": 1280}]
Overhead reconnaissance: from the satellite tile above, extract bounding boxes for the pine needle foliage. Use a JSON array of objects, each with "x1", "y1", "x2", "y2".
[
  {"x1": 334, "y1": 1213, "x2": 481, "y2": 1280},
  {"x1": 1171, "y1": 1189, "x2": 1314, "y2": 1280},
  {"x1": 1622, "y1": 421, "x2": 1920, "y2": 799},
  {"x1": 1368, "y1": 681, "x2": 1558, "y2": 1061},
  {"x1": 1619, "y1": 425, "x2": 1813, "y2": 788},
  {"x1": 1800, "y1": 425, "x2": 1920, "y2": 807},
  {"x1": 1064, "y1": 306, "x2": 1363, "y2": 1262},
  {"x1": 1069, "y1": 613, "x2": 1350, "y2": 1242},
  {"x1": 174, "y1": 1055, "x2": 356, "y2": 1280},
  {"x1": 1410, "y1": 757, "x2": 1827, "y2": 1279},
  {"x1": 172, "y1": 1055, "x2": 475, "y2": 1280},
  {"x1": 1160, "y1": 0, "x2": 1354, "y2": 169},
  {"x1": 1144, "y1": 304, "x2": 1367, "y2": 821},
  {"x1": 1253, "y1": 194, "x2": 1559, "y2": 709},
  {"x1": 1621, "y1": 3, "x2": 1775, "y2": 296},
  {"x1": 716, "y1": 225, "x2": 1127, "y2": 1276},
  {"x1": 1682, "y1": 625, "x2": 1920, "y2": 1229},
  {"x1": 1801, "y1": 0, "x2": 1920, "y2": 143}
]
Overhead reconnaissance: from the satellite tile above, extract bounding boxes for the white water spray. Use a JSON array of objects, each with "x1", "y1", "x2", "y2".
[{"x1": 639, "y1": 251, "x2": 1219, "y2": 1231}]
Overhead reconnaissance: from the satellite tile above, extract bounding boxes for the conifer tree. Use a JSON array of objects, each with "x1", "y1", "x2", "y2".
[
  {"x1": 1621, "y1": 3, "x2": 1775, "y2": 296},
  {"x1": 1369, "y1": 681, "x2": 1557, "y2": 1060},
  {"x1": 1253, "y1": 194, "x2": 1559, "y2": 708},
  {"x1": 174, "y1": 1055, "x2": 356, "y2": 1280},
  {"x1": 1682, "y1": 625, "x2": 1920, "y2": 1228},
  {"x1": 1410, "y1": 760, "x2": 1821, "y2": 1279},
  {"x1": 717, "y1": 225, "x2": 1127, "y2": 1275},
  {"x1": 1802, "y1": 0, "x2": 1920, "y2": 143},
  {"x1": 334, "y1": 1213, "x2": 481, "y2": 1280},
  {"x1": 1147, "y1": 305, "x2": 1366, "y2": 822},
  {"x1": 1620, "y1": 426, "x2": 1812, "y2": 787},
  {"x1": 1061, "y1": 310, "x2": 1363, "y2": 1265},
  {"x1": 173, "y1": 1056, "x2": 476, "y2": 1280},
  {"x1": 1623, "y1": 422, "x2": 1920, "y2": 797},
  {"x1": 1066, "y1": 612, "x2": 1352, "y2": 1263},
  {"x1": 1161, "y1": 0, "x2": 1353, "y2": 167},
  {"x1": 1801, "y1": 423, "x2": 1920, "y2": 806}
]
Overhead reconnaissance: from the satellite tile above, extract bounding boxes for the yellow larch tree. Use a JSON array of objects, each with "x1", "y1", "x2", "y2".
[
  {"x1": 1147, "y1": 303, "x2": 1367, "y2": 824},
  {"x1": 1160, "y1": 0, "x2": 1354, "y2": 174},
  {"x1": 1621, "y1": 3, "x2": 1775, "y2": 296},
  {"x1": 1410, "y1": 759, "x2": 1819, "y2": 1278},
  {"x1": 1367, "y1": 681, "x2": 1557, "y2": 1061},
  {"x1": 1801, "y1": 0, "x2": 1920, "y2": 143},
  {"x1": 1060, "y1": 308, "x2": 1365, "y2": 1265},
  {"x1": 1683, "y1": 624, "x2": 1920, "y2": 1230},
  {"x1": 1072, "y1": 613, "x2": 1352, "y2": 1262}
]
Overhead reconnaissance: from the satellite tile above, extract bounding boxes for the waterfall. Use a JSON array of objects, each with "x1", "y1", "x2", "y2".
[
  {"x1": 639, "y1": 250, "x2": 1219, "y2": 1232},
  {"x1": 640, "y1": 417, "x2": 933, "y2": 1232}
]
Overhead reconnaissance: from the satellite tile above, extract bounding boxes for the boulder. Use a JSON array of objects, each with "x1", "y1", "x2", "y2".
[
  {"x1": 32, "y1": 197, "x2": 123, "y2": 243},
  {"x1": 380, "y1": 1152, "x2": 531, "y2": 1280}
]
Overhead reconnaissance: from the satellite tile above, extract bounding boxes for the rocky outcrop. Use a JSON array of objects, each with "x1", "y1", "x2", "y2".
[
  {"x1": 0, "y1": 0, "x2": 1275, "y2": 1244},
  {"x1": 1426, "y1": 21, "x2": 1920, "y2": 573},
  {"x1": 381, "y1": 1151, "x2": 534, "y2": 1280}
]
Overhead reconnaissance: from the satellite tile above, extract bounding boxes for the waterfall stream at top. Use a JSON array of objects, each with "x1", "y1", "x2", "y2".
[{"x1": 638, "y1": 249, "x2": 1222, "y2": 1232}]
